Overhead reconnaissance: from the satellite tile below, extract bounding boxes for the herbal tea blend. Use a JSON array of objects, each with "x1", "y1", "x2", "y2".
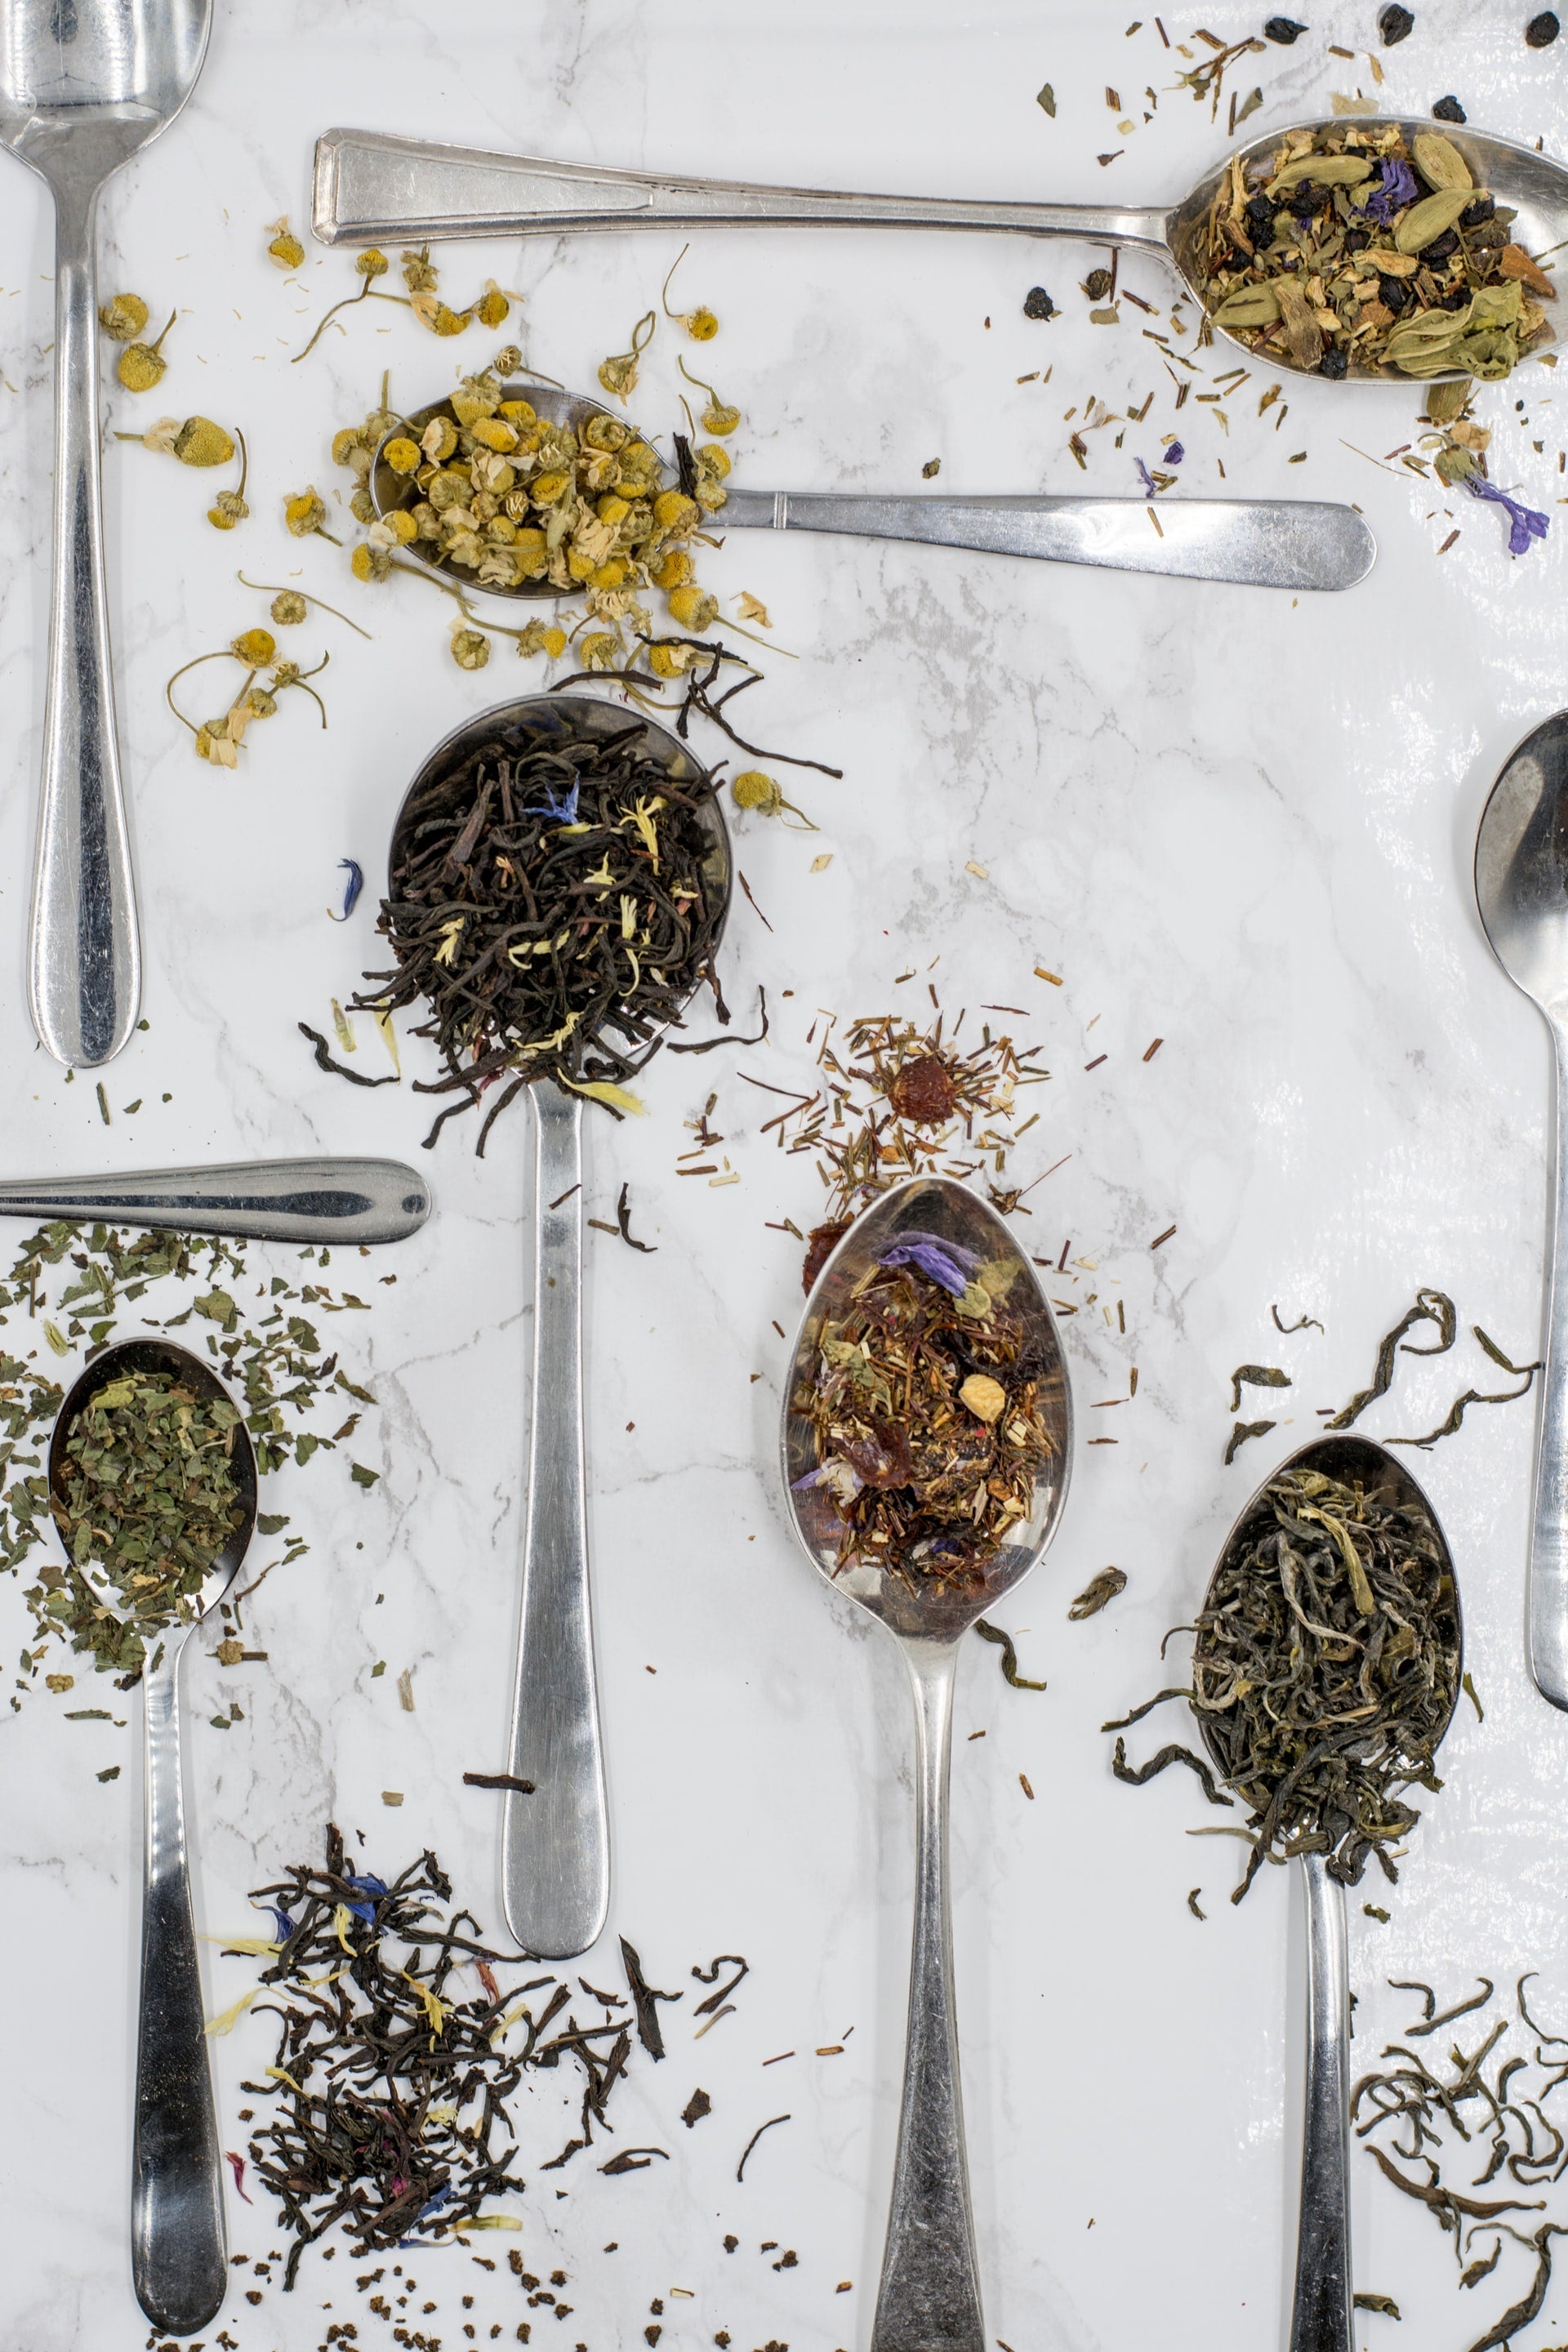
[
  {"x1": 1195, "y1": 124, "x2": 1556, "y2": 379},
  {"x1": 50, "y1": 1368, "x2": 246, "y2": 1674},
  {"x1": 794, "y1": 1232, "x2": 1055, "y2": 1586},
  {"x1": 1113, "y1": 1465, "x2": 1459, "y2": 1901},
  {"x1": 358, "y1": 715, "x2": 726, "y2": 1147}
]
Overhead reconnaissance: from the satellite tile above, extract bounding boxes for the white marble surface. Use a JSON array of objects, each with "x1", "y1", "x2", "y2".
[{"x1": 2, "y1": 1, "x2": 1568, "y2": 2346}]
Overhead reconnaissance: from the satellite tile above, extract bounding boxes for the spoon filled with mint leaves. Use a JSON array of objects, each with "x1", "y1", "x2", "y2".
[{"x1": 49, "y1": 1339, "x2": 258, "y2": 2338}]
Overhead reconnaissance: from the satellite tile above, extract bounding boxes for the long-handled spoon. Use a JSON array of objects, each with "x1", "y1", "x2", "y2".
[
  {"x1": 1476, "y1": 713, "x2": 1568, "y2": 1710},
  {"x1": 385, "y1": 693, "x2": 730, "y2": 1959},
  {"x1": 374, "y1": 385, "x2": 1375, "y2": 596},
  {"x1": 781, "y1": 1175, "x2": 1071, "y2": 2350},
  {"x1": 315, "y1": 117, "x2": 1566, "y2": 384},
  {"x1": 0, "y1": 0, "x2": 212, "y2": 1067},
  {"x1": 0, "y1": 1154, "x2": 430, "y2": 1245},
  {"x1": 50, "y1": 1338, "x2": 258, "y2": 2336},
  {"x1": 1194, "y1": 1435, "x2": 1460, "y2": 2352}
]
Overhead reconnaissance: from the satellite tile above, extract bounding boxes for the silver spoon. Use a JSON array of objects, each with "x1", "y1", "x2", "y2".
[
  {"x1": 50, "y1": 1338, "x2": 258, "y2": 2336},
  {"x1": 1476, "y1": 712, "x2": 1568, "y2": 1710},
  {"x1": 781, "y1": 1175, "x2": 1072, "y2": 2351},
  {"x1": 0, "y1": 0, "x2": 212, "y2": 1067},
  {"x1": 317, "y1": 116, "x2": 1564, "y2": 385},
  {"x1": 0, "y1": 1154, "x2": 430, "y2": 1244},
  {"x1": 386, "y1": 690, "x2": 730, "y2": 1960},
  {"x1": 373, "y1": 385, "x2": 1375, "y2": 596},
  {"x1": 1193, "y1": 1434, "x2": 1460, "y2": 2352}
]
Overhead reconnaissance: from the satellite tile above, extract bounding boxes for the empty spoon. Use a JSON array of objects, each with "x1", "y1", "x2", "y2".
[
  {"x1": 315, "y1": 116, "x2": 1565, "y2": 383},
  {"x1": 385, "y1": 691, "x2": 730, "y2": 1960},
  {"x1": 373, "y1": 384, "x2": 1375, "y2": 595},
  {"x1": 0, "y1": 0, "x2": 213, "y2": 1067},
  {"x1": 1193, "y1": 1435, "x2": 1460, "y2": 2352},
  {"x1": 781, "y1": 1175, "x2": 1071, "y2": 2350},
  {"x1": 50, "y1": 1337, "x2": 257, "y2": 2336},
  {"x1": 0, "y1": 1154, "x2": 430, "y2": 1244},
  {"x1": 1476, "y1": 711, "x2": 1568, "y2": 1710}
]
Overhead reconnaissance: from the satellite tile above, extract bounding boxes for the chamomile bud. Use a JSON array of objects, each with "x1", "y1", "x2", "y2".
[
  {"x1": 265, "y1": 217, "x2": 305, "y2": 271},
  {"x1": 231, "y1": 628, "x2": 277, "y2": 667},
  {"x1": 450, "y1": 626, "x2": 490, "y2": 670},
  {"x1": 493, "y1": 344, "x2": 523, "y2": 376},
  {"x1": 270, "y1": 591, "x2": 308, "y2": 626},
  {"x1": 684, "y1": 307, "x2": 719, "y2": 341},
  {"x1": 731, "y1": 770, "x2": 783, "y2": 815},
  {"x1": 430, "y1": 303, "x2": 471, "y2": 338},
  {"x1": 694, "y1": 477, "x2": 728, "y2": 513},
  {"x1": 476, "y1": 284, "x2": 511, "y2": 328},
  {"x1": 174, "y1": 416, "x2": 235, "y2": 467},
  {"x1": 98, "y1": 292, "x2": 149, "y2": 342},
  {"x1": 383, "y1": 436, "x2": 421, "y2": 475},
  {"x1": 666, "y1": 584, "x2": 719, "y2": 632},
  {"x1": 117, "y1": 308, "x2": 176, "y2": 393},
  {"x1": 652, "y1": 549, "x2": 693, "y2": 591},
  {"x1": 332, "y1": 427, "x2": 365, "y2": 467},
  {"x1": 351, "y1": 542, "x2": 393, "y2": 583},
  {"x1": 581, "y1": 631, "x2": 620, "y2": 670},
  {"x1": 648, "y1": 642, "x2": 693, "y2": 679},
  {"x1": 207, "y1": 491, "x2": 249, "y2": 530},
  {"x1": 286, "y1": 487, "x2": 329, "y2": 537},
  {"x1": 350, "y1": 486, "x2": 376, "y2": 525},
  {"x1": 695, "y1": 443, "x2": 732, "y2": 479},
  {"x1": 355, "y1": 248, "x2": 390, "y2": 279},
  {"x1": 653, "y1": 490, "x2": 698, "y2": 534},
  {"x1": 246, "y1": 687, "x2": 278, "y2": 720}
]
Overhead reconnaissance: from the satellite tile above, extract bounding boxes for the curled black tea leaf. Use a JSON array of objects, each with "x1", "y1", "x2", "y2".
[
  {"x1": 1068, "y1": 1566, "x2": 1127, "y2": 1620},
  {"x1": 1272, "y1": 1303, "x2": 1324, "y2": 1334},
  {"x1": 298, "y1": 1021, "x2": 398, "y2": 1089},
  {"x1": 1408, "y1": 1979, "x2": 1494, "y2": 2038},
  {"x1": 974, "y1": 1619, "x2": 1048, "y2": 1690},
  {"x1": 1229, "y1": 1363, "x2": 1291, "y2": 1414},
  {"x1": 1327, "y1": 1289, "x2": 1457, "y2": 1430},
  {"x1": 620, "y1": 1936, "x2": 680, "y2": 2060},
  {"x1": 1111, "y1": 1735, "x2": 1233, "y2": 1808},
  {"x1": 1225, "y1": 1418, "x2": 1276, "y2": 1464}
]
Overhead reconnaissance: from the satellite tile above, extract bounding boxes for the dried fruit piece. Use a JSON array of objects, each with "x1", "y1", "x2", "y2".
[
  {"x1": 1432, "y1": 94, "x2": 1467, "y2": 122},
  {"x1": 960, "y1": 1374, "x2": 1007, "y2": 1426}
]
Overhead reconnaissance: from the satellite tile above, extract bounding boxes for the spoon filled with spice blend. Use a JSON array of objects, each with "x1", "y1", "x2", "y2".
[
  {"x1": 48, "y1": 1338, "x2": 258, "y2": 2337},
  {"x1": 782, "y1": 1176, "x2": 1071, "y2": 2352},
  {"x1": 363, "y1": 691, "x2": 729, "y2": 1959},
  {"x1": 319, "y1": 117, "x2": 1561, "y2": 385},
  {"x1": 1, "y1": 0, "x2": 212, "y2": 1066},
  {"x1": 371, "y1": 380, "x2": 1374, "y2": 595},
  {"x1": 1476, "y1": 713, "x2": 1568, "y2": 1714},
  {"x1": 1178, "y1": 1437, "x2": 1460, "y2": 2352}
]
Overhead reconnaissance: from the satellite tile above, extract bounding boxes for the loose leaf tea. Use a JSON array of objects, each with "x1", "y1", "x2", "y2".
[
  {"x1": 357, "y1": 717, "x2": 725, "y2": 1148},
  {"x1": 1113, "y1": 1465, "x2": 1459, "y2": 1901},
  {"x1": 1068, "y1": 1566, "x2": 1128, "y2": 1619},
  {"x1": 1193, "y1": 122, "x2": 1555, "y2": 379},
  {"x1": 794, "y1": 1236, "x2": 1054, "y2": 1586},
  {"x1": 51, "y1": 1369, "x2": 246, "y2": 1676}
]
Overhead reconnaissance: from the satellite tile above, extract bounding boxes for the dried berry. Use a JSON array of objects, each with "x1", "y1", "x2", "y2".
[
  {"x1": 98, "y1": 292, "x2": 149, "y2": 341},
  {"x1": 1432, "y1": 94, "x2": 1467, "y2": 120},
  {"x1": 1263, "y1": 16, "x2": 1307, "y2": 38},
  {"x1": 1022, "y1": 285, "x2": 1057, "y2": 319},
  {"x1": 1318, "y1": 346, "x2": 1350, "y2": 377},
  {"x1": 1526, "y1": 9, "x2": 1560, "y2": 41},
  {"x1": 1379, "y1": 4, "x2": 1414, "y2": 42},
  {"x1": 888, "y1": 1053, "x2": 959, "y2": 1125}
]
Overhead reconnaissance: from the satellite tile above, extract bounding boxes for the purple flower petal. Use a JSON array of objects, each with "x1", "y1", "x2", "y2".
[
  {"x1": 1466, "y1": 473, "x2": 1551, "y2": 555},
  {"x1": 258, "y1": 1904, "x2": 296, "y2": 1942},
  {"x1": 1361, "y1": 157, "x2": 1419, "y2": 225},
  {"x1": 1135, "y1": 457, "x2": 1157, "y2": 496},
  {"x1": 329, "y1": 859, "x2": 364, "y2": 922},
  {"x1": 537, "y1": 780, "x2": 581, "y2": 824},
  {"x1": 878, "y1": 1232, "x2": 981, "y2": 1295},
  {"x1": 1164, "y1": 440, "x2": 1184, "y2": 465},
  {"x1": 345, "y1": 1871, "x2": 389, "y2": 1896}
]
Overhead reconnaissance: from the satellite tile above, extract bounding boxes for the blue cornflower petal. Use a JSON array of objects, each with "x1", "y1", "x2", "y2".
[
  {"x1": 537, "y1": 781, "x2": 581, "y2": 824},
  {"x1": 1164, "y1": 440, "x2": 1184, "y2": 465},
  {"x1": 1135, "y1": 458, "x2": 1157, "y2": 497},
  {"x1": 258, "y1": 1904, "x2": 296, "y2": 1942},
  {"x1": 345, "y1": 1872, "x2": 389, "y2": 1897},
  {"x1": 1466, "y1": 473, "x2": 1551, "y2": 556},
  {"x1": 330, "y1": 859, "x2": 364, "y2": 921},
  {"x1": 878, "y1": 1232, "x2": 982, "y2": 1296}
]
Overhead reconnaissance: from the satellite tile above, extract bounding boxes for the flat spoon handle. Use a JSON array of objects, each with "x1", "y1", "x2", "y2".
[
  {"x1": 0, "y1": 1156, "x2": 431, "y2": 1244},
  {"x1": 1530, "y1": 1027, "x2": 1568, "y2": 1709},
  {"x1": 133, "y1": 1638, "x2": 226, "y2": 2336},
  {"x1": 503, "y1": 1080, "x2": 609, "y2": 1960},
  {"x1": 314, "y1": 128, "x2": 1169, "y2": 254},
  {"x1": 30, "y1": 176, "x2": 139, "y2": 1069},
  {"x1": 1291, "y1": 1853, "x2": 1354, "y2": 2352},
  {"x1": 874, "y1": 1639, "x2": 984, "y2": 2352},
  {"x1": 718, "y1": 490, "x2": 1375, "y2": 593}
]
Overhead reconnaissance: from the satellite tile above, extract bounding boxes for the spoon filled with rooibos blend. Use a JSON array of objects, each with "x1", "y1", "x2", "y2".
[
  {"x1": 49, "y1": 1339, "x2": 258, "y2": 2337},
  {"x1": 318, "y1": 116, "x2": 1561, "y2": 383},
  {"x1": 782, "y1": 1177, "x2": 1071, "y2": 2352},
  {"x1": 1116, "y1": 1435, "x2": 1460, "y2": 2352},
  {"x1": 363, "y1": 691, "x2": 729, "y2": 1960}
]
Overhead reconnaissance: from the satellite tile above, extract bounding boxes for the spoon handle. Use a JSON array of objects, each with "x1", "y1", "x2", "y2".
[
  {"x1": 314, "y1": 129, "x2": 1169, "y2": 256},
  {"x1": 874, "y1": 1639, "x2": 984, "y2": 2352},
  {"x1": 0, "y1": 1156, "x2": 431, "y2": 1245},
  {"x1": 30, "y1": 177, "x2": 140, "y2": 1069},
  {"x1": 502, "y1": 1081, "x2": 609, "y2": 1960},
  {"x1": 718, "y1": 490, "x2": 1376, "y2": 593},
  {"x1": 133, "y1": 1637, "x2": 227, "y2": 2336},
  {"x1": 1290, "y1": 1853, "x2": 1354, "y2": 2352},
  {"x1": 1529, "y1": 1028, "x2": 1568, "y2": 1710}
]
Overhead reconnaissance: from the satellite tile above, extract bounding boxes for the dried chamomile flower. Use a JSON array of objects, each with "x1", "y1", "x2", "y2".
[
  {"x1": 666, "y1": 583, "x2": 719, "y2": 632},
  {"x1": 514, "y1": 617, "x2": 566, "y2": 658},
  {"x1": 270, "y1": 590, "x2": 309, "y2": 625},
  {"x1": 598, "y1": 310, "x2": 656, "y2": 402},
  {"x1": 98, "y1": 292, "x2": 149, "y2": 342},
  {"x1": 266, "y1": 216, "x2": 305, "y2": 271},
  {"x1": 492, "y1": 343, "x2": 523, "y2": 375},
  {"x1": 425, "y1": 301, "x2": 472, "y2": 337},
  {"x1": 402, "y1": 246, "x2": 439, "y2": 295},
  {"x1": 383, "y1": 435, "x2": 421, "y2": 474},
  {"x1": 117, "y1": 309, "x2": 176, "y2": 393},
  {"x1": 475, "y1": 281, "x2": 511, "y2": 328},
  {"x1": 449, "y1": 625, "x2": 490, "y2": 670},
  {"x1": 206, "y1": 426, "x2": 250, "y2": 529},
  {"x1": 194, "y1": 715, "x2": 238, "y2": 768},
  {"x1": 285, "y1": 486, "x2": 336, "y2": 541},
  {"x1": 646, "y1": 640, "x2": 694, "y2": 679},
  {"x1": 579, "y1": 630, "x2": 621, "y2": 670},
  {"x1": 351, "y1": 542, "x2": 394, "y2": 582},
  {"x1": 661, "y1": 246, "x2": 719, "y2": 340},
  {"x1": 231, "y1": 627, "x2": 277, "y2": 667},
  {"x1": 730, "y1": 768, "x2": 817, "y2": 827},
  {"x1": 174, "y1": 416, "x2": 235, "y2": 467},
  {"x1": 679, "y1": 357, "x2": 739, "y2": 434},
  {"x1": 356, "y1": 248, "x2": 390, "y2": 280}
]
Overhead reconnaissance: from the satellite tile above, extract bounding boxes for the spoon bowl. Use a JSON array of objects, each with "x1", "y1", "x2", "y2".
[
  {"x1": 1195, "y1": 1433, "x2": 1460, "y2": 2352},
  {"x1": 389, "y1": 689, "x2": 728, "y2": 1960},
  {"x1": 50, "y1": 1336, "x2": 255, "y2": 2338},
  {"x1": 321, "y1": 114, "x2": 1564, "y2": 384},
  {"x1": 780, "y1": 1175, "x2": 1071, "y2": 2352}
]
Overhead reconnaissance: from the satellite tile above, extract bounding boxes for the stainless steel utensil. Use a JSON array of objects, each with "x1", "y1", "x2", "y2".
[
  {"x1": 374, "y1": 385, "x2": 1375, "y2": 596},
  {"x1": 385, "y1": 693, "x2": 730, "y2": 1959},
  {"x1": 0, "y1": 0, "x2": 213, "y2": 1068},
  {"x1": 780, "y1": 1177, "x2": 1071, "y2": 2352},
  {"x1": 315, "y1": 117, "x2": 1566, "y2": 384},
  {"x1": 50, "y1": 1338, "x2": 257, "y2": 2336},
  {"x1": 1195, "y1": 1435, "x2": 1460, "y2": 2352},
  {"x1": 1476, "y1": 711, "x2": 1568, "y2": 1709},
  {"x1": 0, "y1": 1155, "x2": 431, "y2": 1244}
]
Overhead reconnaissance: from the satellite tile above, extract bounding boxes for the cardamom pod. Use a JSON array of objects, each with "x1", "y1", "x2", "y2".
[
  {"x1": 1395, "y1": 187, "x2": 1475, "y2": 255},
  {"x1": 1213, "y1": 282, "x2": 1284, "y2": 327},
  {"x1": 1412, "y1": 132, "x2": 1473, "y2": 192},
  {"x1": 1270, "y1": 152, "x2": 1374, "y2": 189}
]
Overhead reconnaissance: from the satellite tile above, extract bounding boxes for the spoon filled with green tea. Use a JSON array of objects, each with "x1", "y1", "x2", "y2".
[
  {"x1": 781, "y1": 1176, "x2": 1072, "y2": 2351},
  {"x1": 1475, "y1": 711, "x2": 1568, "y2": 1713},
  {"x1": 48, "y1": 1339, "x2": 259, "y2": 2338},
  {"x1": 318, "y1": 116, "x2": 1561, "y2": 383},
  {"x1": 370, "y1": 379, "x2": 1374, "y2": 595},
  {"x1": 1186, "y1": 1436, "x2": 1461, "y2": 2352}
]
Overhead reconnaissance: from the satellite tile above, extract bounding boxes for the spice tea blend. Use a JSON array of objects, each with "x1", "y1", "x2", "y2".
[
  {"x1": 1193, "y1": 123, "x2": 1556, "y2": 378},
  {"x1": 795, "y1": 1232, "x2": 1056, "y2": 1586}
]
